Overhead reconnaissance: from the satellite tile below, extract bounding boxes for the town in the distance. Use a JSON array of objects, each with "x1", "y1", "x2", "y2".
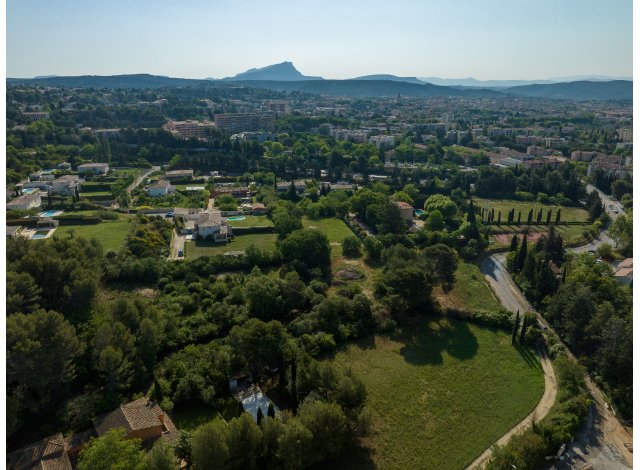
[{"x1": 5, "y1": 61, "x2": 633, "y2": 470}]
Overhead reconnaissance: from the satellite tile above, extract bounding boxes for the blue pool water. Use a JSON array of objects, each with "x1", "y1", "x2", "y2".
[
  {"x1": 415, "y1": 209, "x2": 424, "y2": 216},
  {"x1": 227, "y1": 216, "x2": 246, "y2": 221},
  {"x1": 22, "y1": 188, "x2": 38, "y2": 194},
  {"x1": 31, "y1": 233, "x2": 49, "y2": 239},
  {"x1": 39, "y1": 210, "x2": 62, "y2": 217}
]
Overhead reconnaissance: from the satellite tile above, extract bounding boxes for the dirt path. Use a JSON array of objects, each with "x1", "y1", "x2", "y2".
[{"x1": 466, "y1": 343, "x2": 557, "y2": 469}]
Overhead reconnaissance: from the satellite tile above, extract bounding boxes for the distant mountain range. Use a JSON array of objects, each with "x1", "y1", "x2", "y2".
[
  {"x1": 7, "y1": 62, "x2": 632, "y2": 101},
  {"x1": 213, "y1": 61, "x2": 323, "y2": 81},
  {"x1": 418, "y1": 75, "x2": 632, "y2": 88}
]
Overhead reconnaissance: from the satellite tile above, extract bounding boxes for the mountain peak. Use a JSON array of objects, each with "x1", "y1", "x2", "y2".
[{"x1": 221, "y1": 61, "x2": 323, "y2": 81}]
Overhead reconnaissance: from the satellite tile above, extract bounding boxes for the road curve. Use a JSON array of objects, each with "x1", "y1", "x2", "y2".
[
  {"x1": 471, "y1": 220, "x2": 631, "y2": 468},
  {"x1": 466, "y1": 344, "x2": 557, "y2": 470}
]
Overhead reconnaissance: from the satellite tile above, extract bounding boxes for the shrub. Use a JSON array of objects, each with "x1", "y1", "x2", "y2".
[{"x1": 342, "y1": 235, "x2": 361, "y2": 257}]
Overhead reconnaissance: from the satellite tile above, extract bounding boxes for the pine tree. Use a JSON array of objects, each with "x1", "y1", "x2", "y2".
[
  {"x1": 512, "y1": 311, "x2": 520, "y2": 345},
  {"x1": 257, "y1": 407, "x2": 264, "y2": 425}
]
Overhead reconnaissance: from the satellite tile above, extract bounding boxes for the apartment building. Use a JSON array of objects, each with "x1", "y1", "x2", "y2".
[
  {"x1": 214, "y1": 113, "x2": 275, "y2": 133},
  {"x1": 266, "y1": 100, "x2": 291, "y2": 114},
  {"x1": 162, "y1": 120, "x2": 216, "y2": 140}
]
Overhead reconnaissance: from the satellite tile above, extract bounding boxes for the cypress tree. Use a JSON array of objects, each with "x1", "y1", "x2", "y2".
[
  {"x1": 556, "y1": 209, "x2": 561, "y2": 224},
  {"x1": 546, "y1": 209, "x2": 552, "y2": 225},
  {"x1": 257, "y1": 407, "x2": 264, "y2": 425},
  {"x1": 516, "y1": 233, "x2": 528, "y2": 272},
  {"x1": 527, "y1": 209, "x2": 533, "y2": 225},
  {"x1": 517, "y1": 211, "x2": 521, "y2": 224},
  {"x1": 510, "y1": 234, "x2": 519, "y2": 252},
  {"x1": 237, "y1": 400, "x2": 244, "y2": 417},
  {"x1": 512, "y1": 311, "x2": 520, "y2": 345},
  {"x1": 519, "y1": 314, "x2": 529, "y2": 344},
  {"x1": 536, "y1": 209, "x2": 543, "y2": 224},
  {"x1": 267, "y1": 402, "x2": 276, "y2": 418},
  {"x1": 290, "y1": 359, "x2": 298, "y2": 413},
  {"x1": 497, "y1": 211, "x2": 501, "y2": 224}
]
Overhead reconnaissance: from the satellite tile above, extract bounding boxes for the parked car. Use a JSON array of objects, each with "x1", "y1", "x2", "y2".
[{"x1": 178, "y1": 249, "x2": 184, "y2": 257}]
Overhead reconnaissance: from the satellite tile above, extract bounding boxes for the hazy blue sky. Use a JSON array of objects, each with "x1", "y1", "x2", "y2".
[{"x1": 7, "y1": 0, "x2": 633, "y2": 79}]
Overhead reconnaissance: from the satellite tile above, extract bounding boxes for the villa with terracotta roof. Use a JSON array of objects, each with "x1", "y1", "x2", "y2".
[{"x1": 396, "y1": 201, "x2": 414, "y2": 221}]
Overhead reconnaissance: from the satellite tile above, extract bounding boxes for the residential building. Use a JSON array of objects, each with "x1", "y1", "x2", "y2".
[
  {"x1": 617, "y1": 128, "x2": 633, "y2": 142},
  {"x1": 369, "y1": 135, "x2": 395, "y2": 149},
  {"x1": 515, "y1": 135, "x2": 542, "y2": 145},
  {"x1": 147, "y1": 180, "x2": 176, "y2": 197},
  {"x1": 92, "y1": 128, "x2": 121, "y2": 139},
  {"x1": 8, "y1": 433, "x2": 72, "y2": 470},
  {"x1": 7, "y1": 193, "x2": 42, "y2": 211},
  {"x1": 212, "y1": 186, "x2": 251, "y2": 200},
  {"x1": 22, "y1": 111, "x2": 50, "y2": 121},
  {"x1": 8, "y1": 398, "x2": 177, "y2": 470},
  {"x1": 613, "y1": 258, "x2": 633, "y2": 286},
  {"x1": 251, "y1": 202, "x2": 267, "y2": 215},
  {"x1": 570, "y1": 150, "x2": 603, "y2": 162},
  {"x1": 527, "y1": 146, "x2": 553, "y2": 157},
  {"x1": 229, "y1": 131, "x2": 274, "y2": 143},
  {"x1": 52, "y1": 175, "x2": 83, "y2": 196},
  {"x1": 214, "y1": 113, "x2": 275, "y2": 133},
  {"x1": 29, "y1": 171, "x2": 55, "y2": 182},
  {"x1": 521, "y1": 158, "x2": 561, "y2": 170},
  {"x1": 195, "y1": 210, "x2": 231, "y2": 242},
  {"x1": 543, "y1": 137, "x2": 566, "y2": 147},
  {"x1": 162, "y1": 120, "x2": 216, "y2": 140},
  {"x1": 165, "y1": 169, "x2": 194, "y2": 180},
  {"x1": 276, "y1": 180, "x2": 307, "y2": 193},
  {"x1": 57, "y1": 162, "x2": 72, "y2": 170},
  {"x1": 396, "y1": 201, "x2": 414, "y2": 221},
  {"x1": 266, "y1": 100, "x2": 291, "y2": 114},
  {"x1": 77, "y1": 163, "x2": 109, "y2": 175},
  {"x1": 616, "y1": 142, "x2": 633, "y2": 151},
  {"x1": 235, "y1": 384, "x2": 279, "y2": 423},
  {"x1": 587, "y1": 155, "x2": 632, "y2": 179},
  {"x1": 6, "y1": 226, "x2": 24, "y2": 238}
]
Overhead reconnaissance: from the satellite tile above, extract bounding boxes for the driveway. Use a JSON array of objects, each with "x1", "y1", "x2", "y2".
[
  {"x1": 168, "y1": 229, "x2": 186, "y2": 260},
  {"x1": 127, "y1": 166, "x2": 160, "y2": 195}
]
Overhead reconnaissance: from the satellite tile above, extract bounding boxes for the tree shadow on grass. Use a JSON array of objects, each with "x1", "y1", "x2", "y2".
[
  {"x1": 312, "y1": 442, "x2": 377, "y2": 470},
  {"x1": 515, "y1": 344, "x2": 543, "y2": 371},
  {"x1": 396, "y1": 316, "x2": 479, "y2": 366}
]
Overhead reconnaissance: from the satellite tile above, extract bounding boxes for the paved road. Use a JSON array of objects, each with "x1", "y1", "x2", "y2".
[
  {"x1": 476, "y1": 220, "x2": 632, "y2": 468},
  {"x1": 585, "y1": 182, "x2": 624, "y2": 222},
  {"x1": 127, "y1": 166, "x2": 161, "y2": 195}
]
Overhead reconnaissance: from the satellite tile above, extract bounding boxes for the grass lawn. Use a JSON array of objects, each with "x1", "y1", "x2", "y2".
[
  {"x1": 185, "y1": 233, "x2": 278, "y2": 259},
  {"x1": 55, "y1": 218, "x2": 133, "y2": 251},
  {"x1": 302, "y1": 217, "x2": 356, "y2": 259},
  {"x1": 435, "y1": 261, "x2": 500, "y2": 312},
  {"x1": 170, "y1": 399, "x2": 237, "y2": 431},
  {"x1": 327, "y1": 317, "x2": 544, "y2": 470},
  {"x1": 488, "y1": 223, "x2": 588, "y2": 247},
  {"x1": 226, "y1": 215, "x2": 274, "y2": 228},
  {"x1": 79, "y1": 191, "x2": 113, "y2": 197},
  {"x1": 475, "y1": 198, "x2": 588, "y2": 223}
]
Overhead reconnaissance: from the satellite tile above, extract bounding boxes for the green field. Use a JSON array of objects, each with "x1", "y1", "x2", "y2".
[
  {"x1": 185, "y1": 233, "x2": 278, "y2": 259},
  {"x1": 328, "y1": 317, "x2": 544, "y2": 470},
  {"x1": 436, "y1": 261, "x2": 500, "y2": 312},
  {"x1": 489, "y1": 223, "x2": 588, "y2": 246},
  {"x1": 226, "y1": 215, "x2": 274, "y2": 228},
  {"x1": 55, "y1": 218, "x2": 133, "y2": 251},
  {"x1": 302, "y1": 217, "x2": 356, "y2": 259},
  {"x1": 476, "y1": 198, "x2": 588, "y2": 223}
]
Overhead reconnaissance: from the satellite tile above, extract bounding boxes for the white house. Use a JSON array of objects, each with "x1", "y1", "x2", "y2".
[
  {"x1": 147, "y1": 180, "x2": 176, "y2": 197},
  {"x1": 78, "y1": 163, "x2": 110, "y2": 175},
  {"x1": 52, "y1": 175, "x2": 83, "y2": 196},
  {"x1": 7, "y1": 193, "x2": 42, "y2": 211},
  {"x1": 195, "y1": 210, "x2": 231, "y2": 242}
]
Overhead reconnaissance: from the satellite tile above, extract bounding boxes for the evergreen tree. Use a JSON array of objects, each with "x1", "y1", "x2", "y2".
[
  {"x1": 519, "y1": 315, "x2": 529, "y2": 344},
  {"x1": 515, "y1": 233, "x2": 528, "y2": 272},
  {"x1": 290, "y1": 359, "x2": 298, "y2": 413},
  {"x1": 546, "y1": 209, "x2": 552, "y2": 225},
  {"x1": 556, "y1": 209, "x2": 561, "y2": 224},
  {"x1": 466, "y1": 199, "x2": 476, "y2": 224},
  {"x1": 527, "y1": 209, "x2": 533, "y2": 225},
  {"x1": 497, "y1": 211, "x2": 501, "y2": 224},
  {"x1": 536, "y1": 208, "x2": 543, "y2": 224},
  {"x1": 517, "y1": 211, "x2": 522, "y2": 224},
  {"x1": 512, "y1": 311, "x2": 520, "y2": 345},
  {"x1": 237, "y1": 400, "x2": 244, "y2": 417},
  {"x1": 267, "y1": 402, "x2": 276, "y2": 418},
  {"x1": 256, "y1": 407, "x2": 264, "y2": 426},
  {"x1": 510, "y1": 234, "x2": 519, "y2": 252}
]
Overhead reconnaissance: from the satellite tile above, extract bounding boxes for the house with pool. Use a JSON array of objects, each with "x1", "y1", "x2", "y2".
[{"x1": 173, "y1": 207, "x2": 232, "y2": 242}]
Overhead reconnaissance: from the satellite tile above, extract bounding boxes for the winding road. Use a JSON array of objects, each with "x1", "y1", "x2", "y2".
[{"x1": 467, "y1": 186, "x2": 632, "y2": 469}]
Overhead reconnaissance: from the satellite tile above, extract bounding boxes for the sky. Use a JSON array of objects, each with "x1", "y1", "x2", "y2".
[{"x1": 6, "y1": 0, "x2": 633, "y2": 80}]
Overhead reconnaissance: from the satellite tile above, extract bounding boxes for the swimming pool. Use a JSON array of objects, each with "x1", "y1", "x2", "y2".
[
  {"x1": 227, "y1": 216, "x2": 246, "y2": 221},
  {"x1": 415, "y1": 209, "x2": 424, "y2": 216},
  {"x1": 31, "y1": 231, "x2": 50, "y2": 239},
  {"x1": 22, "y1": 188, "x2": 38, "y2": 195},
  {"x1": 39, "y1": 210, "x2": 63, "y2": 218}
]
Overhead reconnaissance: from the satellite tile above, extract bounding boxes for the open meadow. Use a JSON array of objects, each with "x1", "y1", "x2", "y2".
[{"x1": 327, "y1": 316, "x2": 545, "y2": 470}]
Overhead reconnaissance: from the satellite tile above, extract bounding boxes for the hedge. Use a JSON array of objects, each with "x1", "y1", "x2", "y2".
[
  {"x1": 54, "y1": 216, "x2": 103, "y2": 225},
  {"x1": 231, "y1": 226, "x2": 275, "y2": 235},
  {"x1": 442, "y1": 307, "x2": 514, "y2": 330}
]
